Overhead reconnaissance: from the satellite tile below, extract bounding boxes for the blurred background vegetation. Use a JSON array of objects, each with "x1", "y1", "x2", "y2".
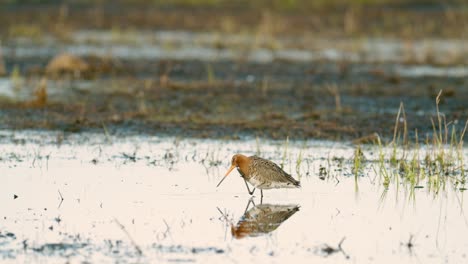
[
  {"x1": 2, "y1": 0, "x2": 467, "y2": 38},
  {"x1": 1, "y1": 0, "x2": 466, "y2": 9}
]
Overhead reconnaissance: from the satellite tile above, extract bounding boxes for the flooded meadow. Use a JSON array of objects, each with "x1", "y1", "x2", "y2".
[
  {"x1": 1, "y1": 130, "x2": 468, "y2": 263},
  {"x1": 1, "y1": 1, "x2": 468, "y2": 263}
]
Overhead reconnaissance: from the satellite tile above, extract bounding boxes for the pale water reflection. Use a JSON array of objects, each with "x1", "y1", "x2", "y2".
[
  {"x1": 0, "y1": 130, "x2": 467, "y2": 263},
  {"x1": 227, "y1": 201, "x2": 300, "y2": 239}
]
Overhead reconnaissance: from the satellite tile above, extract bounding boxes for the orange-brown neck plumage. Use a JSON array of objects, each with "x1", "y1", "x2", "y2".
[
  {"x1": 232, "y1": 154, "x2": 250, "y2": 176},
  {"x1": 231, "y1": 223, "x2": 251, "y2": 239}
]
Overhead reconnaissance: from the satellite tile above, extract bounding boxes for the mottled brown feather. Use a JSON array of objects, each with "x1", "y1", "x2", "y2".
[
  {"x1": 231, "y1": 154, "x2": 300, "y2": 189},
  {"x1": 249, "y1": 155, "x2": 300, "y2": 187}
]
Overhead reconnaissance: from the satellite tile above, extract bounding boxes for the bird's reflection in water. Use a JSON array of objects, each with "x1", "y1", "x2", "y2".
[{"x1": 231, "y1": 200, "x2": 300, "y2": 239}]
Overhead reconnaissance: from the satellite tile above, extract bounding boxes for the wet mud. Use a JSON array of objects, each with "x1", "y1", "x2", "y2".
[
  {"x1": 1, "y1": 4, "x2": 467, "y2": 141},
  {"x1": 1, "y1": 57, "x2": 467, "y2": 141}
]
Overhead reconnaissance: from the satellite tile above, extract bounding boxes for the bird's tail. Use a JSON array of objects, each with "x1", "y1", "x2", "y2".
[{"x1": 295, "y1": 180, "x2": 301, "y2": 188}]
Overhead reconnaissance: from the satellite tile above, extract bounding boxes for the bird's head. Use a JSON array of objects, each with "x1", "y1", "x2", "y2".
[
  {"x1": 216, "y1": 154, "x2": 249, "y2": 187},
  {"x1": 231, "y1": 223, "x2": 250, "y2": 239}
]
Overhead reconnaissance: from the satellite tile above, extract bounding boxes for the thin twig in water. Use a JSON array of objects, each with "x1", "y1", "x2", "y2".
[
  {"x1": 335, "y1": 177, "x2": 340, "y2": 186},
  {"x1": 163, "y1": 219, "x2": 171, "y2": 234},
  {"x1": 57, "y1": 190, "x2": 64, "y2": 208},
  {"x1": 46, "y1": 154, "x2": 50, "y2": 170},
  {"x1": 114, "y1": 218, "x2": 143, "y2": 256},
  {"x1": 321, "y1": 237, "x2": 349, "y2": 259},
  {"x1": 216, "y1": 207, "x2": 232, "y2": 241},
  {"x1": 217, "y1": 207, "x2": 230, "y2": 223},
  {"x1": 337, "y1": 237, "x2": 348, "y2": 258},
  {"x1": 162, "y1": 219, "x2": 172, "y2": 240}
]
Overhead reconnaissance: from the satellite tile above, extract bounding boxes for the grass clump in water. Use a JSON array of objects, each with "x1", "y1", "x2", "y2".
[{"x1": 376, "y1": 90, "x2": 467, "y2": 195}]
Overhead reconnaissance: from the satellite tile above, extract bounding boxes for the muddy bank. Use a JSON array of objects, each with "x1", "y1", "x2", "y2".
[
  {"x1": 0, "y1": 4, "x2": 467, "y2": 142},
  {"x1": 1, "y1": 58, "x2": 467, "y2": 141}
]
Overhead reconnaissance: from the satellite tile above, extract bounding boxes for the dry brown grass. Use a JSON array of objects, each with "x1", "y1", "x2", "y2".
[{"x1": 46, "y1": 53, "x2": 89, "y2": 78}]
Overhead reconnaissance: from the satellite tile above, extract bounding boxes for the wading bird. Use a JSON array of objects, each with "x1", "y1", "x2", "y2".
[{"x1": 217, "y1": 154, "x2": 300, "y2": 198}]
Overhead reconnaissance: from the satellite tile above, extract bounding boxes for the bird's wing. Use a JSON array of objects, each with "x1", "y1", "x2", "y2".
[{"x1": 250, "y1": 156, "x2": 300, "y2": 186}]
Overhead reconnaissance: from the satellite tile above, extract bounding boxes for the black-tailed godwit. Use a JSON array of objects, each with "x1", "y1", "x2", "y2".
[{"x1": 217, "y1": 154, "x2": 300, "y2": 198}]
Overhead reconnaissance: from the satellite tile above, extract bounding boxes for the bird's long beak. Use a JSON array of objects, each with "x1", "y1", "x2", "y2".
[{"x1": 217, "y1": 165, "x2": 236, "y2": 187}]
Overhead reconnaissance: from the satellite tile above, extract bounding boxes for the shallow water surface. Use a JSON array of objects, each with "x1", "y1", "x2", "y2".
[
  {"x1": 4, "y1": 30, "x2": 468, "y2": 67},
  {"x1": 1, "y1": 131, "x2": 467, "y2": 263}
]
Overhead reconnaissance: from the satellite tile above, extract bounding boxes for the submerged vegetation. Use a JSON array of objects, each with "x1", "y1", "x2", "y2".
[
  {"x1": 374, "y1": 90, "x2": 468, "y2": 195},
  {"x1": 253, "y1": 90, "x2": 468, "y2": 198}
]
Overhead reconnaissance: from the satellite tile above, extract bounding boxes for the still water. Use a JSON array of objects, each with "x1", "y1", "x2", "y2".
[{"x1": 1, "y1": 130, "x2": 467, "y2": 263}]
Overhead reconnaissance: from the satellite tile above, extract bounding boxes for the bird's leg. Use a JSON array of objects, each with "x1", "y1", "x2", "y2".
[
  {"x1": 244, "y1": 197, "x2": 255, "y2": 214},
  {"x1": 260, "y1": 190, "x2": 264, "y2": 204},
  {"x1": 243, "y1": 179, "x2": 256, "y2": 195}
]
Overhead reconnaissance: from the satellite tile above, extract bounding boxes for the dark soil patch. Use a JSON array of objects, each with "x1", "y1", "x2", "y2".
[{"x1": 1, "y1": 60, "x2": 467, "y2": 142}]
